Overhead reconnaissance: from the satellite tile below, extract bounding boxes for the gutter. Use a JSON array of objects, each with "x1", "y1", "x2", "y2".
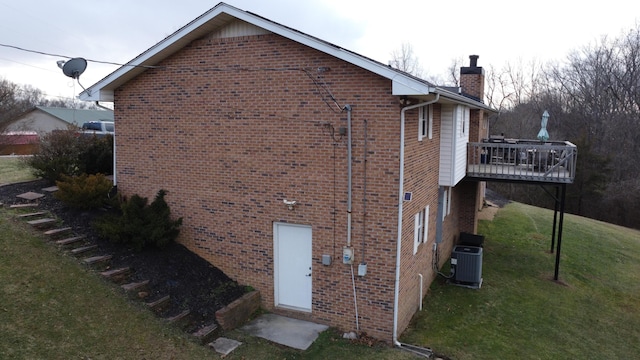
[
  {"x1": 393, "y1": 94, "x2": 439, "y2": 346},
  {"x1": 433, "y1": 87, "x2": 497, "y2": 114}
]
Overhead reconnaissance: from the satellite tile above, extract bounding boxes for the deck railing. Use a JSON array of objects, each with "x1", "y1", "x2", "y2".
[{"x1": 467, "y1": 139, "x2": 577, "y2": 183}]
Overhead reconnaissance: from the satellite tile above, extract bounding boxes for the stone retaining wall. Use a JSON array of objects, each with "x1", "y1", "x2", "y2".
[{"x1": 215, "y1": 291, "x2": 260, "y2": 331}]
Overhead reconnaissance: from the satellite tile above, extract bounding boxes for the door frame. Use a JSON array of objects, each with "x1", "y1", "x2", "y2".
[{"x1": 273, "y1": 222, "x2": 313, "y2": 312}]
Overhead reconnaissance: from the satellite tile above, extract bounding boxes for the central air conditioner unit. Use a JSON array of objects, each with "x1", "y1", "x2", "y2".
[{"x1": 450, "y1": 245, "x2": 483, "y2": 289}]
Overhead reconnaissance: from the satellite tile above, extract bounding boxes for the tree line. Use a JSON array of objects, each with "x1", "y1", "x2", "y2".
[
  {"x1": 388, "y1": 27, "x2": 640, "y2": 229},
  {"x1": 484, "y1": 24, "x2": 640, "y2": 229}
]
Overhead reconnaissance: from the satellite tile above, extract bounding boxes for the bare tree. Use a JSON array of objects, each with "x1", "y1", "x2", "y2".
[
  {"x1": 389, "y1": 43, "x2": 424, "y2": 78},
  {"x1": 489, "y1": 23, "x2": 640, "y2": 229},
  {"x1": 0, "y1": 78, "x2": 37, "y2": 133}
]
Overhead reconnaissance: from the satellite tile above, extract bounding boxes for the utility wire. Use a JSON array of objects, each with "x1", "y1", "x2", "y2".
[
  {"x1": 0, "y1": 43, "x2": 158, "y2": 68},
  {"x1": 1, "y1": 43, "x2": 347, "y2": 112}
]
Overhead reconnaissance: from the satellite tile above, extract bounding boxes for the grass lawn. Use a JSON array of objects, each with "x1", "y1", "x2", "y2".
[
  {"x1": 401, "y1": 202, "x2": 640, "y2": 359},
  {"x1": 3, "y1": 164, "x2": 639, "y2": 359},
  {"x1": 0, "y1": 156, "x2": 37, "y2": 185},
  {"x1": 0, "y1": 209, "x2": 415, "y2": 359},
  {"x1": 0, "y1": 211, "x2": 216, "y2": 359}
]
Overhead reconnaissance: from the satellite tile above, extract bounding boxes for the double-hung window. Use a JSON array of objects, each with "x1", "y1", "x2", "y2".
[
  {"x1": 413, "y1": 205, "x2": 430, "y2": 254},
  {"x1": 418, "y1": 105, "x2": 432, "y2": 141}
]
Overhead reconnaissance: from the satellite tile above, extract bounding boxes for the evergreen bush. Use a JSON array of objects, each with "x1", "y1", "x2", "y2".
[
  {"x1": 54, "y1": 173, "x2": 113, "y2": 210},
  {"x1": 94, "y1": 190, "x2": 182, "y2": 251}
]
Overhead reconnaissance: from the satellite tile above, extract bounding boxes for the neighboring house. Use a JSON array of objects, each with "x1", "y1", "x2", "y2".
[
  {"x1": 80, "y1": 3, "x2": 494, "y2": 342},
  {"x1": 5, "y1": 106, "x2": 114, "y2": 136}
]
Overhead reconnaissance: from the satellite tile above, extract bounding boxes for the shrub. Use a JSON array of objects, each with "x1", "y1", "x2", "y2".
[
  {"x1": 27, "y1": 129, "x2": 84, "y2": 182},
  {"x1": 54, "y1": 173, "x2": 113, "y2": 210},
  {"x1": 94, "y1": 190, "x2": 182, "y2": 251},
  {"x1": 26, "y1": 129, "x2": 113, "y2": 182},
  {"x1": 79, "y1": 134, "x2": 114, "y2": 175}
]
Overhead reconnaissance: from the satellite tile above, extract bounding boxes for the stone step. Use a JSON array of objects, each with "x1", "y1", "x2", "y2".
[
  {"x1": 100, "y1": 267, "x2": 131, "y2": 283},
  {"x1": 122, "y1": 280, "x2": 150, "y2": 299},
  {"x1": 9, "y1": 203, "x2": 38, "y2": 209},
  {"x1": 208, "y1": 337, "x2": 242, "y2": 357},
  {"x1": 166, "y1": 310, "x2": 191, "y2": 329},
  {"x1": 17, "y1": 211, "x2": 47, "y2": 218},
  {"x1": 70, "y1": 244, "x2": 98, "y2": 256},
  {"x1": 44, "y1": 227, "x2": 73, "y2": 238},
  {"x1": 27, "y1": 218, "x2": 56, "y2": 227},
  {"x1": 16, "y1": 191, "x2": 44, "y2": 201},
  {"x1": 41, "y1": 186, "x2": 59, "y2": 192},
  {"x1": 55, "y1": 235, "x2": 87, "y2": 247},
  {"x1": 82, "y1": 255, "x2": 112, "y2": 269},
  {"x1": 192, "y1": 323, "x2": 220, "y2": 345},
  {"x1": 146, "y1": 295, "x2": 171, "y2": 313}
]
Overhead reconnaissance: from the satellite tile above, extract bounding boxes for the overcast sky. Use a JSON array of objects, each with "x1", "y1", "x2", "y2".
[{"x1": 1, "y1": 0, "x2": 639, "y2": 102}]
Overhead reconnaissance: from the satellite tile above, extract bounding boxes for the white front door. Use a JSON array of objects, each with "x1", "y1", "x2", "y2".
[{"x1": 274, "y1": 223, "x2": 312, "y2": 312}]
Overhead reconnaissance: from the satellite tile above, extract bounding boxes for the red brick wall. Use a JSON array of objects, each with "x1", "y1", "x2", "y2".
[
  {"x1": 394, "y1": 104, "x2": 444, "y2": 335},
  {"x1": 113, "y1": 31, "x2": 481, "y2": 342},
  {"x1": 114, "y1": 33, "x2": 405, "y2": 340}
]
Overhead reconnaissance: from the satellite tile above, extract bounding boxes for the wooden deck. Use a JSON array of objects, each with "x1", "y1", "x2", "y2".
[{"x1": 467, "y1": 140, "x2": 577, "y2": 184}]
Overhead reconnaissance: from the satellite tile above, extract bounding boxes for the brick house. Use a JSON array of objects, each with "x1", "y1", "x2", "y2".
[{"x1": 80, "y1": 2, "x2": 492, "y2": 342}]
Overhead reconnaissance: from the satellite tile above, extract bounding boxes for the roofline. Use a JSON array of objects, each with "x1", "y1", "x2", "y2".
[
  {"x1": 80, "y1": 2, "x2": 436, "y2": 102},
  {"x1": 433, "y1": 87, "x2": 497, "y2": 113},
  {"x1": 79, "y1": 2, "x2": 494, "y2": 113}
]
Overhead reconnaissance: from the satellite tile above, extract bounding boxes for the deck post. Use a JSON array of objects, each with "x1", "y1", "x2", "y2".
[
  {"x1": 551, "y1": 186, "x2": 559, "y2": 253},
  {"x1": 554, "y1": 184, "x2": 567, "y2": 281}
]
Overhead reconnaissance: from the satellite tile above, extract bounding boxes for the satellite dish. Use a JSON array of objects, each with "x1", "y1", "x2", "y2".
[{"x1": 61, "y1": 58, "x2": 87, "y2": 79}]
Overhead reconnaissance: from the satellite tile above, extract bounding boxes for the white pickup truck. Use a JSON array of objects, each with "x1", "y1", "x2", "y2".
[{"x1": 81, "y1": 121, "x2": 114, "y2": 137}]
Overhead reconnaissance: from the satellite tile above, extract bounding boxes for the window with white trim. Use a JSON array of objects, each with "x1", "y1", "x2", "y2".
[
  {"x1": 413, "y1": 209, "x2": 425, "y2": 254},
  {"x1": 418, "y1": 105, "x2": 432, "y2": 141},
  {"x1": 460, "y1": 106, "x2": 469, "y2": 137},
  {"x1": 413, "y1": 206, "x2": 430, "y2": 254},
  {"x1": 442, "y1": 187, "x2": 452, "y2": 220},
  {"x1": 423, "y1": 205, "x2": 430, "y2": 244}
]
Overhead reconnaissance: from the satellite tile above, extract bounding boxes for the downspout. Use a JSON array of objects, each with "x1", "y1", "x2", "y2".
[
  {"x1": 393, "y1": 94, "x2": 439, "y2": 346},
  {"x1": 96, "y1": 101, "x2": 116, "y2": 187}
]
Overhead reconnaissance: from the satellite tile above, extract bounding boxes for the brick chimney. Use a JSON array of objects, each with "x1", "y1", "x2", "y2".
[{"x1": 460, "y1": 55, "x2": 485, "y2": 103}]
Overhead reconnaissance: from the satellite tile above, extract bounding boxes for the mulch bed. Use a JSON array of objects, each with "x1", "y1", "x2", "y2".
[{"x1": 0, "y1": 179, "x2": 245, "y2": 332}]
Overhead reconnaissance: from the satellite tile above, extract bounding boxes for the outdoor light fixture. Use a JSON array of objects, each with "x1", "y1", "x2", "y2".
[{"x1": 283, "y1": 199, "x2": 297, "y2": 210}]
